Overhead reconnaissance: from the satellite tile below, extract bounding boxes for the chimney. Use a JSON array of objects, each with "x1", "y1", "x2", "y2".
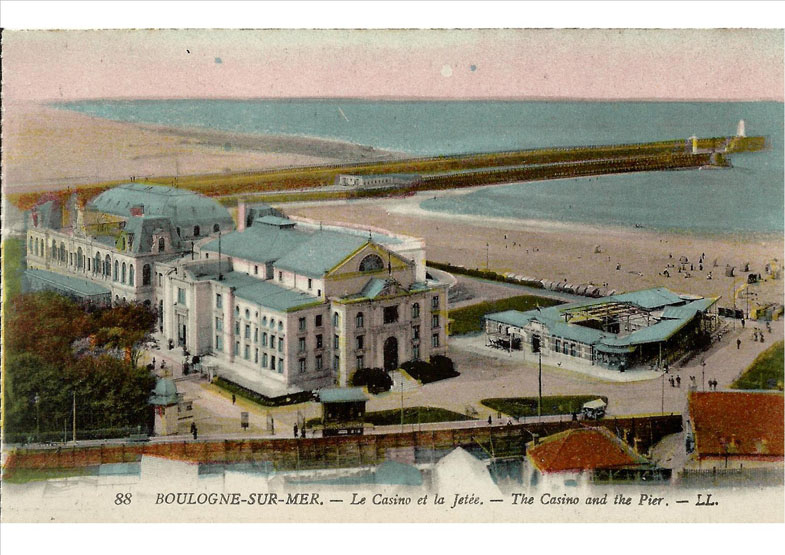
[{"x1": 237, "y1": 200, "x2": 247, "y2": 232}]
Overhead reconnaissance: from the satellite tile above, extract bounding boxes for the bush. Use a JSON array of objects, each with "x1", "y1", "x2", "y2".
[
  {"x1": 351, "y1": 367, "x2": 393, "y2": 394},
  {"x1": 401, "y1": 356, "x2": 459, "y2": 384}
]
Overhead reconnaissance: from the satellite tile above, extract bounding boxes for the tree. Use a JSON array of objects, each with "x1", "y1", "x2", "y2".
[
  {"x1": 92, "y1": 302, "x2": 157, "y2": 368},
  {"x1": 351, "y1": 367, "x2": 393, "y2": 394}
]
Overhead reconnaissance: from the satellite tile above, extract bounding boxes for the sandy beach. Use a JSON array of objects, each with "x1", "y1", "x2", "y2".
[
  {"x1": 1, "y1": 102, "x2": 403, "y2": 193},
  {"x1": 285, "y1": 190, "x2": 784, "y2": 307}
]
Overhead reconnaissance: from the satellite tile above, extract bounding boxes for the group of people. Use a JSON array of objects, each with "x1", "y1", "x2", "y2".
[
  {"x1": 707, "y1": 379, "x2": 719, "y2": 391},
  {"x1": 293, "y1": 423, "x2": 306, "y2": 438},
  {"x1": 667, "y1": 375, "x2": 682, "y2": 388}
]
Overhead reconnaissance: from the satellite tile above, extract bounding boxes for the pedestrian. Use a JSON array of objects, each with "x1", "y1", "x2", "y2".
[
  {"x1": 741, "y1": 318, "x2": 745, "y2": 328},
  {"x1": 761, "y1": 334, "x2": 765, "y2": 343},
  {"x1": 152, "y1": 357, "x2": 156, "y2": 367},
  {"x1": 676, "y1": 375, "x2": 681, "y2": 388},
  {"x1": 232, "y1": 394, "x2": 236, "y2": 405},
  {"x1": 737, "y1": 338, "x2": 741, "y2": 349},
  {"x1": 190, "y1": 421, "x2": 196, "y2": 434},
  {"x1": 669, "y1": 376, "x2": 675, "y2": 387},
  {"x1": 488, "y1": 415, "x2": 492, "y2": 425},
  {"x1": 192, "y1": 425, "x2": 198, "y2": 440},
  {"x1": 294, "y1": 423, "x2": 298, "y2": 438},
  {"x1": 301, "y1": 426, "x2": 306, "y2": 439}
]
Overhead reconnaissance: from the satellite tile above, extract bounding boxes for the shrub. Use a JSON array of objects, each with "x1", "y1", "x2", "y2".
[
  {"x1": 351, "y1": 367, "x2": 393, "y2": 394},
  {"x1": 401, "y1": 356, "x2": 459, "y2": 384}
]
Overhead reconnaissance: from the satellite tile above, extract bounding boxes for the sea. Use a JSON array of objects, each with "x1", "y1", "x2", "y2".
[{"x1": 55, "y1": 99, "x2": 784, "y2": 235}]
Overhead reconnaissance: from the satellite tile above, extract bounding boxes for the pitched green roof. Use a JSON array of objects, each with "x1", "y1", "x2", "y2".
[
  {"x1": 202, "y1": 225, "x2": 308, "y2": 263},
  {"x1": 612, "y1": 287, "x2": 685, "y2": 310},
  {"x1": 89, "y1": 183, "x2": 233, "y2": 229},
  {"x1": 219, "y1": 272, "x2": 320, "y2": 312},
  {"x1": 319, "y1": 388, "x2": 368, "y2": 403},
  {"x1": 275, "y1": 231, "x2": 368, "y2": 278},
  {"x1": 360, "y1": 278, "x2": 388, "y2": 299},
  {"x1": 661, "y1": 297, "x2": 719, "y2": 320},
  {"x1": 486, "y1": 310, "x2": 537, "y2": 329},
  {"x1": 25, "y1": 269, "x2": 111, "y2": 298}
]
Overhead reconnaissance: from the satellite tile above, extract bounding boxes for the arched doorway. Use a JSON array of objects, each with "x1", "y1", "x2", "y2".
[{"x1": 383, "y1": 337, "x2": 398, "y2": 371}]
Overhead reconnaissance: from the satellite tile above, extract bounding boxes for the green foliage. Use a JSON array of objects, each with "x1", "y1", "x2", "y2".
[
  {"x1": 401, "y1": 355, "x2": 459, "y2": 384},
  {"x1": 1, "y1": 237, "x2": 25, "y2": 303},
  {"x1": 363, "y1": 406, "x2": 475, "y2": 426},
  {"x1": 3, "y1": 291, "x2": 157, "y2": 439},
  {"x1": 482, "y1": 395, "x2": 609, "y2": 418},
  {"x1": 427, "y1": 260, "x2": 546, "y2": 289},
  {"x1": 448, "y1": 295, "x2": 562, "y2": 335},
  {"x1": 212, "y1": 376, "x2": 314, "y2": 406},
  {"x1": 350, "y1": 367, "x2": 393, "y2": 394},
  {"x1": 732, "y1": 341, "x2": 784, "y2": 391}
]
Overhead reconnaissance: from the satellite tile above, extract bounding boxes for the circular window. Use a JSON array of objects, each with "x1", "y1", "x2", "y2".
[{"x1": 359, "y1": 254, "x2": 384, "y2": 272}]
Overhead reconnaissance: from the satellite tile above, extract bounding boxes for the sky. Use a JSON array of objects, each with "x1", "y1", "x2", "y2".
[{"x1": 3, "y1": 28, "x2": 783, "y2": 102}]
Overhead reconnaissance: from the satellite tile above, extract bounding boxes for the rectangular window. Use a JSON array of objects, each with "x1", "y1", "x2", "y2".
[
  {"x1": 262, "y1": 332, "x2": 268, "y2": 347},
  {"x1": 245, "y1": 324, "x2": 251, "y2": 339},
  {"x1": 307, "y1": 278, "x2": 312, "y2": 290},
  {"x1": 244, "y1": 345, "x2": 250, "y2": 360},
  {"x1": 158, "y1": 274, "x2": 163, "y2": 287},
  {"x1": 254, "y1": 349, "x2": 259, "y2": 363},
  {"x1": 299, "y1": 359, "x2": 306, "y2": 374},
  {"x1": 235, "y1": 321, "x2": 240, "y2": 335},
  {"x1": 254, "y1": 265, "x2": 258, "y2": 275},
  {"x1": 278, "y1": 337, "x2": 284, "y2": 352},
  {"x1": 563, "y1": 343, "x2": 568, "y2": 355},
  {"x1": 315, "y1": 355, "x2": 323, "y2": 370},
  {"x1": 333, "y1": 356, "x2": 340, "y2": 371},
  {"x1": 432, "y1": 314, "x2": 440, "y2": 328},
  {"x1": 234, "y1": 341, "x2": 240, "y2": 355},
  {"x1": 316, "y1": 334, "x2": 323, "y2": 349},
  {"x1": 432, "y1": 334, "x2": 440, "y2": 348},
  {"x1": 298, "y1": 337, "x2": 306, "y2": 352},
  {"x1": 315, "y1": 314, "x2": 322, "y2": 327},
  {"x1": 570, "y1": 344, "x2": 577, "y2": 357},
  {"x1": 216, "y1": 293, "x2": 222, "y2": 308},
  {"x1": 278, "y1": 271, "x2": 283, "y2": 282},
  {"x1": 383, "y1": 306, "x2": 399, "y2": 324},
  {"x1": 356, "y1": 355, "x2": 364, "y2": 370},
  {"x1": 263, "y1": 353, "x2": 268, "y2": 368},
  {"x1": 554, "y1": 339, "x2": 561, "y2": 352},
  {"x1": 278, "y1": 358, "x2": 283, "y2": 374},
  {"x1": 271, "y1": 357, "x2": 276, "y2": 371},
  {"x1": 215, "y1": 317, "x2": 223, "y2": 332},
  {"x1": 215, "y1": 335, "x2": 223, "y2": 352},
  {"x1": 432, "y1": 295, "x2": 440, "y2": 309},
  {"x1": 413, "y1": 325, "x2": 420, "y2": 340},
  {"x1": 178, "y1": 288, "x2": 186, "y2": 304},
  {"x1": 356, "y1": 335, "x2": 364, "y2": 350},
  {"x1": 253, "y1": 327, "x2": 258, "y2": 343},
  {"x1": 334, "y1": 335, "x2": 339, "y2": 349},
  {"x1": 412, "y1": 304, "x2": 420, "y2": 319},
  {"x1": 412, "y1": 344, "x2": 420, "y2": 360},
  {"x1": 298, "y1": 317, "x2": 306, "y2": 331}
]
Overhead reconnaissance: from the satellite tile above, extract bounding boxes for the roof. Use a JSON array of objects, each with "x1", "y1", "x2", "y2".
[
  {"x1": 275, "y1": 231, "x2": 368, "y2": 278},
  {"x1": 25, "y1": 269, "x2": 111, "y2": 298},
  {"x1": 612, "y1": 287, "x2": 685, "y2": 310},
  {"x1": 360, "y1": 278, "x2": 388, "y2": 300},
  {"x1": 89, "y1": 183, "x2": 233, "y2": 229},
  {"x1": 254, "y1": 215, "x2": 296, "y2": 228},
  {"x1": 661, "y1": 297, "x2": 719, "y2": 320},
  {"x1": 527, "y1": 427, "x2": 648, "y2": 473},
  {"x1": 149, "y1": 378, "x2": 179, "y2": 406},
  {"x1": 202, "y1": 225, "x2": 307, "y2": 263},
  {"x1": 319, "y1": 388, "x2": 368, "y2": 403},
  {"x1": 583, "y1": 399, "x2": 607, "y2": 410},
  {"x1": 219, "y1": 272, "x2": 319, "y2": 312},
  {"x1": 689, "y1": 391, "x2": 784, "y2": 458}
]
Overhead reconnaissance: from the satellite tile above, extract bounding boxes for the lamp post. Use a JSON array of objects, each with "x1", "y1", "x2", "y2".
[
  {"x1": 485, "y1": 243, "x2": 489, "y2": 271},
  {"x1": 34, "y1": 393, "x2": 40, "y2": 441},
  {"x1": 661, "y1": 369, "x2": 666, "y2": 414},
  {"x1": 701, "y1": 359, "x2": 706, "y2": 391},
  {"x1": 400, "y1": 376, "x2": 404, "y2": 433},
  {"x1": 537, "y1": 350, "x2": 543, "y2": 419}
]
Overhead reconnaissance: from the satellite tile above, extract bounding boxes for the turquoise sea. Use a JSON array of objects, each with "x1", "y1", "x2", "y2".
[{"x1": 56, "y1": 99, "x2": 784, "y2": 234}]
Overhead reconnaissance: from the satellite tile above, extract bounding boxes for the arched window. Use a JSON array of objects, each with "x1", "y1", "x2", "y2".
[
  {"x1": 52, "y1": 240, "x2": 57, "y2": 259},
  {"x1": 129, "y1": 264, "x2": 135, "y2": 285},
  {"x1": 356, "y1": 312, "x2": 364, "y2": 328},
  {"x1": 359, "y1": 254, "x2": 384, "y2": 272},
  {"x1": 142, "y1": 264, "x2": 151, "y2": 286},
  {"x1": 77, "y1": 247, "x2": 83, "y2": 269},
  {"x1": 412, "y1": 303, "x2": 420, "y2": 319},
  {"x1": 105, "y1": 255, "x2": 111, "y2": 276},
  {"x1": 28, "y1": 237, "x2": 33, "y2": 252},
  {"x1": 34, "y1": 238, "x2": 39, "y2": 257},
  {"x1": 213, "y1": 223, "x2": 220, "y2": 233},
  {"x1": 333, "y1": 312, "x2": 340, "y2": 327},
  {"x1": 60, "y1": 243, "x2": 65, "y2": 262},
  {"x1": 245, "y1": 309, "x2": 250, "y2": 319},
  {"x1": 193, "y1": 225, "x2": 200, "y2": 237},
  {"x1": 122, "y1": 262, "x2": 126, "y2": 283},
  {"x1": 158, "y1": 237, "x2": 165, "y2": 252},
  {"x1": 114, "y1": 261, "x2": 119, "y2": 281},
  {"x1": 262, "y1": 316, "x2": 268, "y2": 326},
  {"x1": 93, "y1": 252, "x2": 100, "y2": 273}
]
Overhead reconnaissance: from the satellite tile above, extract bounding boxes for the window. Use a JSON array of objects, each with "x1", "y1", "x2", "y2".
[
  {"x1": 261, "y1": 332, "x2": 267, "y2": 347},
  {"x1": 299, "y1": 359, "x2": 306, "y2": 374},
  {"x1": 269, "y1": 318, "x2": 275, "y2": 329},
  {"x1": 114, "y1": 261, "x2": 119, "y2": 281},
  {"x1": 253, "y1": 327, "x2": 258, "y2": 343},
  {"x1": 563, "y1": 343, "x2": 568, "y2": 355},
  {"x1": 317, "y1": 289, "x2": 321, "y2": 297},
  {"x1": 432, "y1": 334, "x2": 440, "y2": 348},
  {"x1": 235, "y1": 322, "x2": 240, "y2": 335},
  {"x1": 554, "y1": 339, "x2": 561, "y2": 352},
  {"x1": 315, "y1": 315, "x2": 322, "y2": 327},
  {"x1": 254, "y1": 265, "x2": 258, "y2": 275},
  {"x1": 334, "y1": 335, "x2": 339, "y2": 349},
  {"x1": 255, "y1": 349, "x2": 259, "y2": 363},
  {"x1": 193, "y1": 225, "x2": 200, "y2": 237},
  {"x1": 570, "y1": 344, "x2": 577, "y2": 357},
  {"x1": 213, "y1": 223, "x2": 220, "y2": 233},
  {"x1": 356, "y1": 355, "x2": 364, "y2": 370},
  {"x1": 245, "y1": 309, "x2": 250, "y2": 319},
  {"x1": 355, "y1": 312, "x2": 364, "y2": 328},
  {"x1": 307, "y1": 278, "x2": 312, "y2": 290},
  {"x1": 316, "y1": 334, "x2": 323, "y2": 349},
  {"x1": 432, "y1": 314, "x2": 440, "y2": 328},
  {"x1": 333, "y1": 356, "x2": 340, "y2": 371},
  {"x1": 356, "y1": 335, "x2": 364, "y2": 350},
  {"x1": 271, "y1": 357, "x2": 276, "y2": 371},
  {"x1": 278, "y1": 321, "x2": 283, "y2": 332},
  {"x1": 143, "y1": 264, "x2": 151, "y2": 286},
  {"x1": 215, "y1": 317, "x2": 223, "y2": 332},
  {"x1": 278, "y1": 271, "x2": 283, "y2": 282},
  {"x1": 234, "y1": 341, "x2": 240, "y2": 355},
  {"x1": 158, "y1": 237, "x2": 165, "y2": 252},
  {"x1": 216, "y1": 294, "x2": 222, "y2": 308},
  {"x1": 215, "y1": 335, "x2": 223, "y2": 352},
  {"x1": 383, "y1": 306, "x2": 399, "y2": 324},
  {"x1": 263, "y1": 353, "x2": 268, "y2": 368},
  {"x1": 298, "y1": 337, "x2": 306, "y2": 352},
  {"x1": 359, "y1": 254, "x2": 384, "y2": 272},
  {"x1": 413, "y1": 325, "x2": 420, "y2": 340},
  {"x1": 262, "y1": 316, "x2": 267, "y2": 326},
  {"x1": 245, "y1": 324, "x2": 250, "y2": 339},
  {"x1": 278, "y1": 358, "x2": 284, "y2": 374},
  {"x1": 299, "y1": 317, "x2": 306, "y2": 331},
  {"x1": 129, "y1": 265, "x2": 135, "y2": 285},
  {"x1": 278, "y1": 337, "x2": 284, "y2": 352},
  {"x1": 205, "y1": 253, "x2": 209, "y2": 259},
  {"x1": 412, "y1": 344, "x2": 420, "y2": 360},
  {"x1": 333, "y1": 312, "x2": 340, "y2": 327},
  {"x1": 158, "y1": 273, "x2": 163, "y2": 287},
  {"x1": 235, "y1": 306, "x2": 240, "y2": 317},
  {"x1": 315, "y1": 355, "x2": 323, "y2": 370},
  {"x1": 412, "y1": 303, "x2": 420, "y2": 319},
  {"x1": 244, "y1": 345, "x2": 250, "y2": 360},
  {"x1": 122, "y1": 262, "x2": 127, "y2": 283},
  {"x1": 178, "y1": 288, "x2": 186, "y2": 304},
  {"x1": 432, "y1": 295, "x2": 440, "y2": 310}
]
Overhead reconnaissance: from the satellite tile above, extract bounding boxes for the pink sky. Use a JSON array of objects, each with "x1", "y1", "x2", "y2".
[{"x1": 3, "y1": 29, "x2": 783, "y2": 102}]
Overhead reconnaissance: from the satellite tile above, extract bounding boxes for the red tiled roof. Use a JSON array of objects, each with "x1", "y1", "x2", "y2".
[
  {"x1": 689, "y1": 391, "x2": 784, "y2": 458},
  {"x1": 527, "y1": 427, "x2": 647, "y2": 473}
]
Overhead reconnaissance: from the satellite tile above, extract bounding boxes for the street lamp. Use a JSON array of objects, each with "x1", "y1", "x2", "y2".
[
  {"x1": 485, "y1": 243, "x2": 489, "y2": 271},
  {"x1": 34, "y1": 393, "x2": 40, "y2": 441},
  {"x1": 701, "y1": 359, "x2": 706, "y2": 391},
  {"x1": 537, "y1": 350, "x2": 543, "y2": 419}
]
